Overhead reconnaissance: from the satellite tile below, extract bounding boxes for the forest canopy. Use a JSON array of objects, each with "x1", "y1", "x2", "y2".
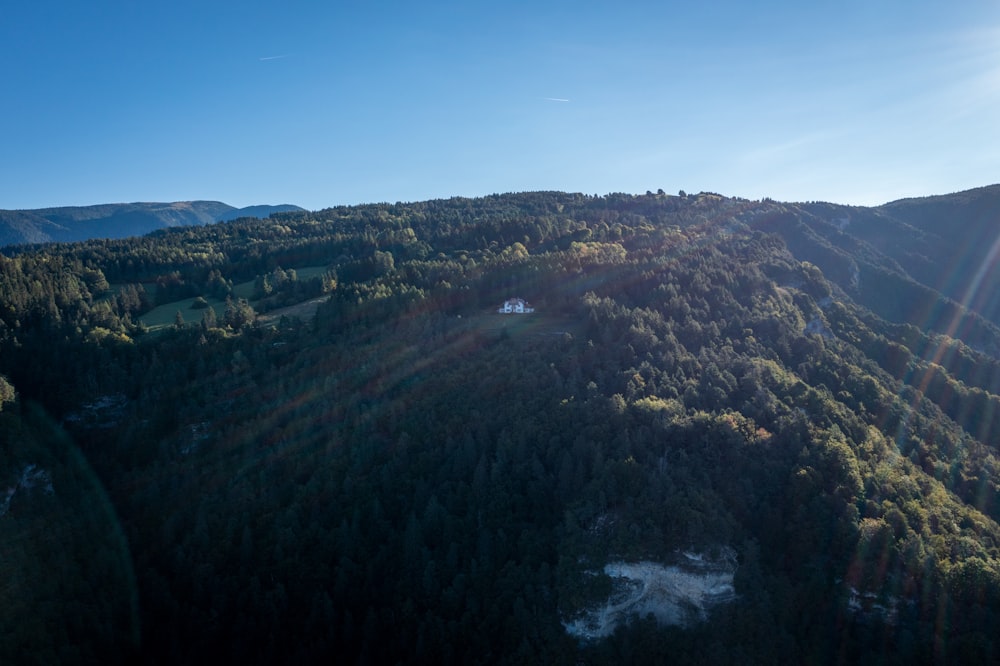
[{"x1": 2, "y1": 188, "x2": 1000, "y2": 664}]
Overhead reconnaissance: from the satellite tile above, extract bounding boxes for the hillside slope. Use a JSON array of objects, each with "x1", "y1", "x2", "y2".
[
  {"x1": 797, "y1": 185, "x2": 1000, "y2": 332},
  {"x1": 1, "y1": 188, "x2": 999, "y2": 664}
]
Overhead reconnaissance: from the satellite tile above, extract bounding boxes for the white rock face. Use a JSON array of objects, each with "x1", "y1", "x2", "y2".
[{"x1": 563, "y1": 552, "x2": 737, "y2": 640}]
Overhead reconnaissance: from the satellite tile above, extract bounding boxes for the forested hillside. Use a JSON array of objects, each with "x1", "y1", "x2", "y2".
[{"x1": 2, "y1": 189, "x2": 1000, "y2": 663}]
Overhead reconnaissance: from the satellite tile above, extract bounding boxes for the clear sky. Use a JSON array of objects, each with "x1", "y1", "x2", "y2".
[{"x1": 2, "y1": 1, "x2": 999, "y2": 210}]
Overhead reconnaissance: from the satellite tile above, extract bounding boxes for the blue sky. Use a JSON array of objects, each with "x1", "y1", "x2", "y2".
[{"x1": 2, "y1": 1, "x2": 999, "y2": 210}]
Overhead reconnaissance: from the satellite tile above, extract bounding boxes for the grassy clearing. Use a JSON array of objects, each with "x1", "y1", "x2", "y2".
[
  {"x1": 131, "y1": 265, "x2": 332, "y2": 332},
  {"x1": 139, "y1": 297, "x2": 228, "y2": 332},
  {"x1": 468, "y1": 311, "x2": 584, "y2": 339},
  {"x1": 131, "y1": 279, "x2": 253, "y2": 332},
  {"x1": 257, "y1": 295, "x2": 330, "y2": 324},
  {"x1": 230, "y1": 277, "x2": 256, "y2": 301}
]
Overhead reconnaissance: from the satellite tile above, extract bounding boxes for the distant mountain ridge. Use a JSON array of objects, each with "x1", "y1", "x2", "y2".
[
  {"x1": 772, "y1": 184, "x2": 1000, "y2": 344},
  {"x1": 0, "y1": 201, "x2": 305, "y2": 246}
]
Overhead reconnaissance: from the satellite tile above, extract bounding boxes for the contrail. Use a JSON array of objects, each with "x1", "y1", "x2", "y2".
[
  {"x1": 543, "y1": 97, "x2": 571, "y2": 102},
  {"x1": 259, "y1": 54, "x2": 292, "y2": 61}
]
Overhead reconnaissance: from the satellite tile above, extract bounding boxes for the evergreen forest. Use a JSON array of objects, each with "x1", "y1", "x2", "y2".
[{"x1": 3, "y1": 187, "x2": 1000, "y2": 664}]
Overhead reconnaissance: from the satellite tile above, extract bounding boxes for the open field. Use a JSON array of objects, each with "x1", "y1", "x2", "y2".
[
  {"x1": 131, "y1": 265, "x2": 331, "y2": 332},
  {"x1": 138, "y1": 295, "x2": 229, "y2": 332},
  {"x1": 428, "y1": 308, "x2": 586, "y2": 344},
  {"x1": 257, "y1": 295, "x2": 330, "y2": 324},
  {"x1": 471, "y1": 311, "x2": 582, "y2": 338}
]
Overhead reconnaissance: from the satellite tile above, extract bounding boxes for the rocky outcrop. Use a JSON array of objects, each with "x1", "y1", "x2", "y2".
[{"x1": 563, "y1": 549, "x2": 737, "y2": 640}]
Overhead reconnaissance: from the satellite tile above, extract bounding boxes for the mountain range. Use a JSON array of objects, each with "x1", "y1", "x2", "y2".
[{"x1": 0, "y1": 201, "x2": 305, "y2": 246}]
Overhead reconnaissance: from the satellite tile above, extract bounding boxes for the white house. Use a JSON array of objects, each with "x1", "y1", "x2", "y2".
[{"x1": 498, "y1": 298, "x2": 534, "y2": 314}]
